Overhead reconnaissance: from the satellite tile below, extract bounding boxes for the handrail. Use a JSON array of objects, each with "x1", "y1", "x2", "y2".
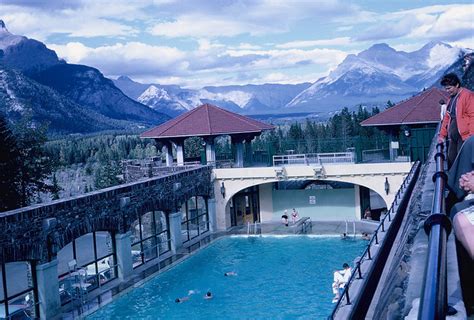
[
  {"x1": 272, "y1": 152, "x2": 355, "y2": 166},
  {"x1": 328, "y1": 160, "x2": 421, "y2": 319},
  {"x1": 418, "y1": 142, "x2": 451, "y2": 319}
]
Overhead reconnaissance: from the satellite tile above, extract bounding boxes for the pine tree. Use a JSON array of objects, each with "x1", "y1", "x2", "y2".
[
  {"x1": 385, "y1": 100, "x2": 395, "y2": 109},
  {"x1": 12, "y1": 116, "x2": 53, "y2": 207},
  {"x1": 0, "y1": 115, "x2": 21, "y2": 211},
  {"x1": 94, "y1": 161, "x2": 122, "y2": 189},
  {"x1": 50, "y1": 174, "x2": 61, "y2": 200}
]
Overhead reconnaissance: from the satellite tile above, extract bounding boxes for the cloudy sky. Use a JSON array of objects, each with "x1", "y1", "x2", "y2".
[{"x1": 2, "y1": 0, "x2": 473, "y2": 88}]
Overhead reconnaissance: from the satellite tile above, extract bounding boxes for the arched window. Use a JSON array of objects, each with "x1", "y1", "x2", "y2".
[
  {"x1": 130, "y1": 211, "x2": 170, "y2": 269},
  {"x1": 180, "y1": 196, "x2": 209, "y2": 243},
  {"x1": 0, "y1": 262, "x2": 36, "y2": 319},
  {"x1": 57, "y1": 231, "x2": 116, "y2": 305}
]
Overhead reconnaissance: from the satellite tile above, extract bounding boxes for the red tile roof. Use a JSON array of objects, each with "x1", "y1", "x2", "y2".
[
  {"x1": 361, "y1": 87, "x2": 449, "y2": 127},
  {"x1": 141, "y1": 103, "x2": 274, "y2": 139}
]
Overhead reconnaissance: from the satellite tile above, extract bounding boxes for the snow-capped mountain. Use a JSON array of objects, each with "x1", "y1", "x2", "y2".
[
  {"x1": 287, "y1": 42, "x2": 462, "y2": 111},
  {"x1": 138, "y1": 85, "x2": 190, "y2": 116},
  {"x1": 0, "y1": 20, "x2": 169, "y2": 133},
  {"x1": 117, "y1": 42, "x2": 463, "y2": 117},
  {"x1": 115, "y1": 77, "x2": 311, "y2": 116},
  {"x1": 0, "y1": 20, "x2": 23, "y2": 50}
]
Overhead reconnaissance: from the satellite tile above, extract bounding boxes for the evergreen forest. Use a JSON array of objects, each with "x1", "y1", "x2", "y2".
[{"x1": 0, "y1": 105, "x2": 387, "y2": 211}]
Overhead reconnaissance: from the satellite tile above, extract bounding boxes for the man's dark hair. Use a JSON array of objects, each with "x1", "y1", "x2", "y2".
[
  {"x1": 441, "y1": 73, "x2": 461, "y2": 87},
  {"x1": 343, "y1": 263, "x2": 349, "y2": 269}
]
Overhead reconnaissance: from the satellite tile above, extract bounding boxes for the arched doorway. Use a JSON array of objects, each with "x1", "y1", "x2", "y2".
[{"x1": 230, "y1": 186, "x2": 260, "y2": 226}]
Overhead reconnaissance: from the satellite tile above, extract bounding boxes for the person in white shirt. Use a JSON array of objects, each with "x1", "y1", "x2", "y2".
[{"x1": 332, "y1": 263, "x2": 352, "y2": 303}]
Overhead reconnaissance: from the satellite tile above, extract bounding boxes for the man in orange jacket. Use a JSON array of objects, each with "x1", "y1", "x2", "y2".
[{"x1": 438, "y1": 73, "x2": 474, "y2": 167}]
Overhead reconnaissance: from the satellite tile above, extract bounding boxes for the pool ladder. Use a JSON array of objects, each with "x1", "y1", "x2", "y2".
[
  {"x1": 247, "y1": 221, "x2": 261, "y2": 235},
  {"x1": 345, "y1": 220, "x2": 356, "y2": 237}
]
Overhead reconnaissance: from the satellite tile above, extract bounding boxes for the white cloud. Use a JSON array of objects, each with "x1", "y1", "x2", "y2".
[
  {"x1": 233, "y1": 43, "x2": 263, "y2": 50},
  {"x1": 148, "y1": 15, "x2": 270, "y2": 38},
  {"x1": 2, "y1": 4, "x2": 139, "y2": 40},
  {"x1": 48, "y1": 39, "x2": 347, "y2": 87},
  {"x1": 427, "y1": 43, "x2": 461, "y2": 68},
  {"x1": 50, "y1": 42, "x2": 187, "y2": 77},
  {"x1": 276, "y1": 37, "x2": 351, "y2": 49},
  {"x1": 146, "y1": 0, "x2": 361, "y2": 39},
  {"x1": 356, "y1": 4, "x2": 474, "y2": 42},
  {"x1": 407, "y1": 6, "x2": 474, "y2": 41}
]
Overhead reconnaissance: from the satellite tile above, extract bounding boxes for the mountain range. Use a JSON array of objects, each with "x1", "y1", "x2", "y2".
[
  {"x1": 0, "y1": 20, "x2": 169, "y2": 134},
  {"x1": 115, "y1": 41, "x2": 465, "y2": 117},
  {"x1": 0, "y1": 18, "x2": 469, "y2": 134}
]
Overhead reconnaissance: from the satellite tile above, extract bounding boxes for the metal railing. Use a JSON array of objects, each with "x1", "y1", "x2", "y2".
[
  {"x1": 247, "y1": 221, "x2": 261, "y2": 235},
  {"x1": 272, "y1": 152, "x2": 355, "y2": 166},
  {"x1": 361, "y1": 148, "x2": 390, "y2": 162},
  {"x1": 418, "y1": 142, "x2": 451, "y2": 319},
  {"x1": 328, "y1": 160, "x2": 421, "y2": 319}
]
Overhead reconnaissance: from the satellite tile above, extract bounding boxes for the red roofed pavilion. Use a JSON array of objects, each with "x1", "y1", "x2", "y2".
[
  {"x1": 361, "y1": 87, "x2": 449, "y2": 127},
  {"x1": 141, "y1": 103, "x2": 274, "y2": 166},
  {"x1": 360, "y1": 87, "x2": 449, "y2": 162}
]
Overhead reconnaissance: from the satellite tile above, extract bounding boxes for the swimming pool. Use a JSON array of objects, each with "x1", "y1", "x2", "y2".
[{"x1": 86, "y1": 235, "x2": 366, "y2": 319}]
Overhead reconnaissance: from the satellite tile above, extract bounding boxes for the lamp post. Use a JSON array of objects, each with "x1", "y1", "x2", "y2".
[{"x1": 404, "y1": 129, "x2": 411, "y2": 161}]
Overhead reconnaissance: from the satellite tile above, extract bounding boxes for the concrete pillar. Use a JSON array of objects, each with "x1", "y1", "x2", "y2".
[
  {"x1": 354, "y1": 185, "x2": 361, "y2": 220},
  {"x1": 36, "y1": 259, "x2": 61, "y2": 320},
  {"x1": 258, "y1": 183, "x2": 274, "y2": 222},
  {"x1": 235, "y1": 141, "x2": 244, "y2": 168},
  {"x1": 115, "y1": 232, "x2": 133, "y2": 280},
  {"x1": 205, "y1": 137, "x2": 216, "y2": 165},
  {"x1": 207, "y1": 198, "x2": 217, "y2": 232},
  {"x1": 162, "y1": 142, "x2": 174, "y2": 166},
  {"x1": 169, "y1": 212, "x2": 183, "y2": 253},
  {"x1": 175, "y1": 142, "x2": 185, "y2": 166},
  {"x1": 245, "y1": 139, "x2": 253, "y2": 166}
]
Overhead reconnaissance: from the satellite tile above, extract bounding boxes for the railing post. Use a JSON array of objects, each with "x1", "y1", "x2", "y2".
[
  {"x1": 344, "y1": 288, "x2": 351, "y2": 305},
  {"x1": 419, "y1": 143, "x2": 451, "y2": 319}
]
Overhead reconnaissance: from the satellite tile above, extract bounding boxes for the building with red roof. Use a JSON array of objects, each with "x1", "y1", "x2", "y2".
[
  {"x1": 141, "y1": 103, "x2": 274, "y2": 166},
  {"x1": 360, "y1": 87, "x2": 449, "y2": 162},
  {"x1": 361, "y1": 87, "x2": 449, "y2": 127}
]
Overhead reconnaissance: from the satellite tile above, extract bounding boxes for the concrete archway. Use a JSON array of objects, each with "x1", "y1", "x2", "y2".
[{"x1": 213, "y1": 162, "x2": 412, "y2": 230}]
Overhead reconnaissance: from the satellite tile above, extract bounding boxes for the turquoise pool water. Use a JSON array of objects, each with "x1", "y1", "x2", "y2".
[{"x1": 86, "y1": 235, "x2": 366, "y2": 319}]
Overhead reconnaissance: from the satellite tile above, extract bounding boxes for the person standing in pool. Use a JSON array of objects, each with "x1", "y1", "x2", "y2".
[
  {"x1": 291, "y1": 208, "x2": 299, "y2": 223},
  {"x1": 281, "y1": 211, "x2": 289, "y2": 226}
]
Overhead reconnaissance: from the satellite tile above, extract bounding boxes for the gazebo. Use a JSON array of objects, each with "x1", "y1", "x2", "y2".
[
  {"x1": 140, "y1": 103, "x2": 274, "y2": 167},
  {"x1": 361, "y1": 87, "x2": 449, "y2": 161}
]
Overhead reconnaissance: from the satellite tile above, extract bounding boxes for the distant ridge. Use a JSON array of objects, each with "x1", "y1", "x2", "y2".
[{"x1": 0, "y1": 20, "x2": 169, "y2": 134}]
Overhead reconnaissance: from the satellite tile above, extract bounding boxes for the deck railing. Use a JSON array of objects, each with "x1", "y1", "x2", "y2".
[
  {"x1": 328, "y1": 160, "x2": 421, "y2": 319},
  {"x1": 272, "y1": 152, "x2": 355, "y2": 166},
  {"x1": 418, "y1": 142, "x2": 451, "y2": 318}
]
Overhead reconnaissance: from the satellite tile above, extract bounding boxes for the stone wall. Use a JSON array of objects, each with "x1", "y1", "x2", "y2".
[
  {"x1": 0, "y1": 166, "x2": 212, "y2": 264},
  {"x1": 122, "y1": 159, "x2": 201, "y2": 182}
]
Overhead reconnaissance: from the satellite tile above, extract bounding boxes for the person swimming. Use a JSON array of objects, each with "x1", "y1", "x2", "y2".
[
  {"x1": 204, "y1": 291, "x2": 213, "y2": 299},
  {"x1": 175, "y1": 296, "x2": 190, "y2": 303}
]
